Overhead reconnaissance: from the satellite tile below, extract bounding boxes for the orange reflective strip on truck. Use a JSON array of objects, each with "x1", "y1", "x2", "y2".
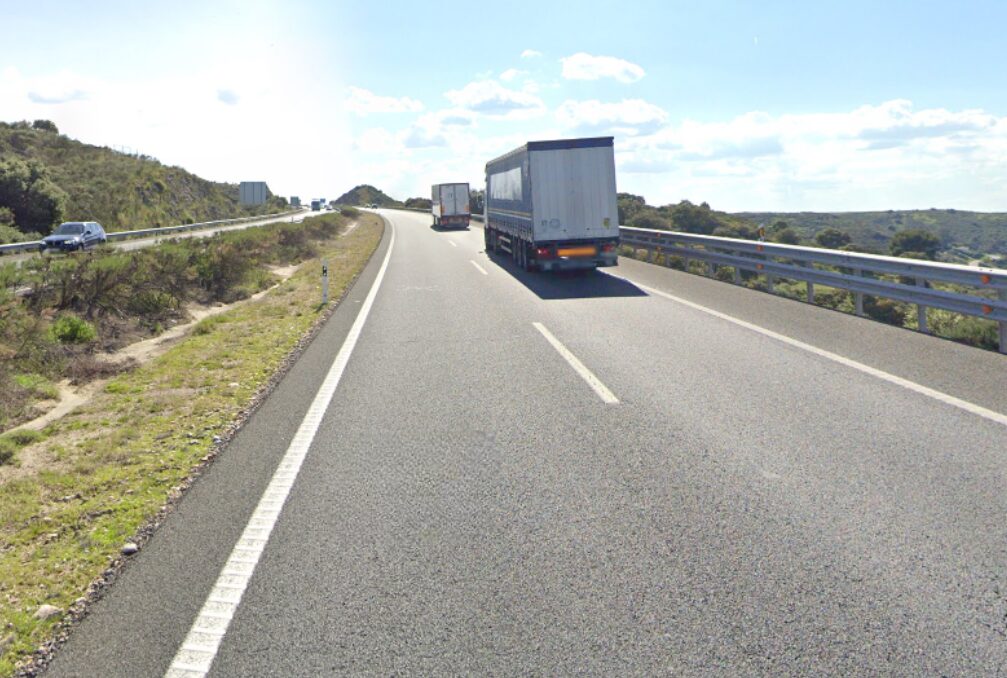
[{"x1": 557, "y1": 246, "x2": 598, "y2": 257}]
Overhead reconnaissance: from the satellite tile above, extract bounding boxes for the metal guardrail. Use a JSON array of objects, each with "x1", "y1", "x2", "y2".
[
  {"x1": 0, "y1": 210, "x2": 298, "y2": 256},
  {"x1": 620, "y1": 226, "x2": 1007, "y2": 353}
]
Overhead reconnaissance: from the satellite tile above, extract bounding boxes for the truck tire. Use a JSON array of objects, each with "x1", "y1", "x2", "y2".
[{"x1": 484, "y1": 227, "x2": 493, "y2": 253}]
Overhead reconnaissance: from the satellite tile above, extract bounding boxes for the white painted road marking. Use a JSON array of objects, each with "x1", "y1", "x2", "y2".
[
  {"x1": 448, "y1": 240, "x2": 458, "y2": 247},
  {"x1": 164, "y1": 222, "x2": 397, "y2": 678},
  {"x1": 470, "y1": 260, "x2": 488, "y2": 276},
  {"x1": 620, "y1": 276, "x2": 1007, "y2": 429},
  {"x1": 533, "y1": 322, "x2": 619, "y2": 404}
]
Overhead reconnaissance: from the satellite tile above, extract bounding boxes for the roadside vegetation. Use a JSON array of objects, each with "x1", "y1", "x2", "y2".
[
  {"x1": 0, "y1": 120, "x2": 288, "y2": 242},
  {"x1": 619, "y1": 193, "x2": 1007, "y2": 265},
  {"x1": 617, "y1": 193, "x2": 1003, "y2": 350},
  {"x1": 0, "y1": 212, "x2": 382, "y2": 675},
  {"x1": 620, "y1": 245, "x2": 1001, "y2": 351}
]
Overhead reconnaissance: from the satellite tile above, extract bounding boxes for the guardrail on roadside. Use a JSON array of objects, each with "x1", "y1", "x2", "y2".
[
  {"x1": 0, "y1": 210, "x2": 299, "y2": 257},
  {"x1": 619, "y1": 226, "x2": 1007, "y2": 354}
]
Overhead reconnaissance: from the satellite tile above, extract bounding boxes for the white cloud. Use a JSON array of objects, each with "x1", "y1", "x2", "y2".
[
  {"x1": 216, "y1": 89, "x2": 239, "y2": 106},
  {"x1": 17, "y1": 70, "x2": 97, "y2": 105},
  {"x1": 556, "y1": 99, "x2": 668, "y2": 136},
  {"x1": 0, "y1": 59, "x2": 356, "y2": 202},
  {"x1": 560, "y1": 53, "x2": 645, "y2": 84},
  {"x1": 520, "y1": 49, "x2": 542, "y2": 59},
  {"x1": 345, "y1": 86, "x2": 423, "y2": 115},
  {"x1": 500, "y1": 68, "x2": 525, "y2": 82},
  {"x1": 616, "y1": 100, "x2": 1007, "y2": 210},
  {"x1": 445, "y1": 80, "x2": 545, "y2": 119}
]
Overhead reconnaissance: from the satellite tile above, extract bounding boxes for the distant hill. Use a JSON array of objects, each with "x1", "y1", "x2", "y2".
[
  {"x1": 0, "y1": 120, "x2": 286, "y2": 238},
  {"x1": 334, "y1": 184, "x2": 400, "y2": 207},
  {"x1": 735, "y1": 209, "x2": 1007, "y2": 261},
  {"x1": 619, "y1": 194, "x2": 757, "y2": 238}
]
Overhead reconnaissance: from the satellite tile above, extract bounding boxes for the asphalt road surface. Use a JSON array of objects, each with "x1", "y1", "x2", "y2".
[{"x1": 45, "y1": 209, "x2": 1007, "y2": 676}]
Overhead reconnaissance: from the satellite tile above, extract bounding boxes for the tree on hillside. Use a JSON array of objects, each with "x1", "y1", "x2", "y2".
[
  {"x1": 617, "y1": 193, "x2": 646, "y2": 224},
  {"x1": 0, "y1": 157, "x2": 68, "y2": 235},
  {"x1": 815, "y1": 228, "x2": 852, "y2": 249},
  {"x1": 771, "y1": 227, "x2": 801, "y2": 245},
  {"x1": 32, "y1": 119, "x2": 59, "y2": 134},
  {"x1": 629, "y1": 209, "x2": 671, "y2": 230},
  {"x1": 405, "y1": 197, "x2": 432, "y2": 209},
  {"x1": 668, "y1": 200, "x2": 721, "y2": 235},
  {"x1": 889, "y1": 229, "x2": 940, "y2": 259}
]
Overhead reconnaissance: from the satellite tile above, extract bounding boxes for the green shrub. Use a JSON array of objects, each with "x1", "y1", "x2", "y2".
[
  {"x1": 0, "y1": 437, "x2": 15, "y2": 464},
  {"x1": 12, "y1": 374, "x2": 58, "y2": 400},
  {"x1": 5, "y1": 429, "x2": 43, "y2": 446},
  {"x1": 50, "y1": 314, "x2": 97, "y2": 344}
]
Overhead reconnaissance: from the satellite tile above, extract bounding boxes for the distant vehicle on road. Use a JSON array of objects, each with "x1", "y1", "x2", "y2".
[
  {"x1": 311, "y1": 200, "x2": 322, "y2": 211},
  {"x1": 40, "y1": 222, "x2": 107, "y2": 252},
  {"x1": 484, "y1": 136, "x2": 619, "y2": 271},
  {"x1": 431, "y1": 183, "x2": 470, "y2": 229}
]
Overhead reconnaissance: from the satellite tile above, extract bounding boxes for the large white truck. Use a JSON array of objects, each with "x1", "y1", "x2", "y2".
[
  {"x1": 484, "y1": 137, "x2": 619, "y2": 271},
  {"x1": 431, "y1": 183, "x2": 471, "y2": 229}
]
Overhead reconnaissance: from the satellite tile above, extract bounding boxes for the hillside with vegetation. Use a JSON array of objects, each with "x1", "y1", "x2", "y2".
[
  {"x1": 616, "y1": 192, "x2": 1005, "y2": 265},
  {"x1": 334, "y1": 184, "x2": 400, "y2": 207},
  {"x1": 0, "y1": 120, "x2": 287, "y2": 242},
  {"x1": 619, "y1": 194, "x2": 763, "y2": 239},
  {"x1": 734, "y1": 209, "x2": 1007, "y2": 264}
]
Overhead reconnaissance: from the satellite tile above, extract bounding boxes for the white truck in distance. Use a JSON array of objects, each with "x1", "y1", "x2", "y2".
[
  {"x1": 431, "y1": 183, "x2": 471, "y2": 229},
  {"x1": 484, "y1": 137, "x2": 619, "y2": 272}
]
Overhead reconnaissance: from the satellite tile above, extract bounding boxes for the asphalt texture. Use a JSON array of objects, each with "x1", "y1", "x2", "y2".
[{"x1": 45, "y1": 209, "x2": 1007, "y2": 676}]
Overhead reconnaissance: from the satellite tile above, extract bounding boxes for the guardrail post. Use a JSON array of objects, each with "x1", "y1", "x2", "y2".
[
  {"x1": 807, "y1": 282, "x2": 815, "y2": 304},
  {"x1": 649, "y1": 247, "x2": 657, "y2": 264},
  {"x1": 733, "y1": 266, "x2": 741, "y2": 284},
  {"x1": 999, "y1": 288, "x2": 1007, "y2": 354},
  {"x1": 915, "y1": 277, "x2": 929, "y2": 334},
  {"x1": 684, "y1": 256, "x2": 690, "y2": 272},
  {"x1": 853, "y1": 268, "x2": 864, "y2": 316}
]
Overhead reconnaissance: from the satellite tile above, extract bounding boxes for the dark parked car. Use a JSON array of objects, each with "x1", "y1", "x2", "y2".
[{"x1": 40, "y1": 222, "x2": 107, "y2": 252}]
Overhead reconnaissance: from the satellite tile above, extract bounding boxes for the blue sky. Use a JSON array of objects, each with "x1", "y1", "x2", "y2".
[{"x1": 2, "y1": 0, "x2": 1006, "y2": 211}]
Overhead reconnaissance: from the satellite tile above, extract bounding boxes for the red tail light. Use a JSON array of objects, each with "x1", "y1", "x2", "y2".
[
  {"x1": 536, "y1": 247, "x2": 555, "y2": 259},
  {"x1": 602, "y1": 243, "x2": 616, "y2": 253}
]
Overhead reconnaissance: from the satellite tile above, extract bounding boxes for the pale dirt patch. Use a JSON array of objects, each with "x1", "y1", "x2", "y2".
[{"x1": 3, "y1": 267, "x2": 304, "y2": 478}]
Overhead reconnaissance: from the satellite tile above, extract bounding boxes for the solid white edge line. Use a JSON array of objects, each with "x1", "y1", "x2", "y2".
[
  {"x1": 533, "y1": 322, "x2": 619, "y2": 404},
  {"x1": 470, "y1": 260, "x2": 488, "y2": 275},
  {"x1": 612, "y1": 274, "x2": 1007, "y2": 429},
  {"x1": 165, "y1": 221, "x2": 397, "y2": 677}
]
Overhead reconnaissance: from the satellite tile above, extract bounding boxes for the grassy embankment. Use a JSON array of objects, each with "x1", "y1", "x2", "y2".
[{"x1": 0, "y1": 210, "x2": 381, "y2": 675}]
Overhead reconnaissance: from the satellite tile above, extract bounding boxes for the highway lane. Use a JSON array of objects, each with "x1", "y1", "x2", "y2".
[
  {"x1": 47, "y1": 209, "x2": 1006, "y2": 675},
  {"x1": 1, "y1": 209, "x2": 311, "y2": 264}
]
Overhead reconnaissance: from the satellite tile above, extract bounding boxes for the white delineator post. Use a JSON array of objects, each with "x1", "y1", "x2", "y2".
[{"x1": 322, "y1": 259, "x2": 329, "y2": 305}]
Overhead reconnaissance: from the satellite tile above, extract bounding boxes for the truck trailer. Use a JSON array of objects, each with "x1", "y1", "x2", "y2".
[
  {"x1": 431, "y1": 183, "x2": 471, "y2": 229},
  {"x1": 484, "y1": 137, "x2": 619, "y2": 271}
]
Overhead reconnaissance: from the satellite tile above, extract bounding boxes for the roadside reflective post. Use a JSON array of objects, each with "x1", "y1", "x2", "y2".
[{"x1": 322, "y1": 259, "x2": 329, "y2": 305}]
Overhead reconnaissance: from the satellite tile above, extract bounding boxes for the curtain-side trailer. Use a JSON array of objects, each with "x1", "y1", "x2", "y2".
[
  {"x1": 431, "y1": 183, "x2": 471, "y2": 229},
  {"x1": 484, "y1": 137, "x2": 619, "y2": 272}
]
